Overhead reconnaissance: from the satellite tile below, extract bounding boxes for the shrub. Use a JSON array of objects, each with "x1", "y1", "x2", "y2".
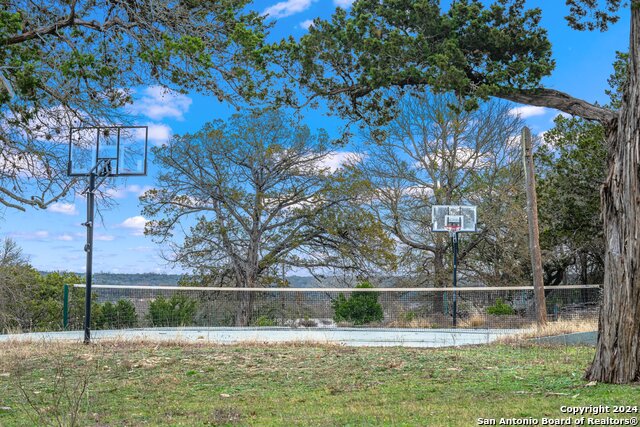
[
  {"x1": 403, "y1": 311, "x2": 417, "y2": 322},
  {"x1": 0, "y1": 267, "x2": 84, "y2": 333},
  {"x1": 95, "y1": 300, "x2": 137, "y2": 329},
  {"x1": 332, "y1": 281, "x2": 384, "y2": 325},
  {"x1": 148, "y1": 294, "x2": 197, "y2": 327},
  {"x1": 252, "y1": 315, "x2": 277, "y2": 327},
  {"x1": 487, "y1": 299, "x2": 515, "y2": 316}
]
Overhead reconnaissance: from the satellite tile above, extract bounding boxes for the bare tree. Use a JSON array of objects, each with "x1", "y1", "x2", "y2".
[
  {"x1": 357, "y1": 92, "x2": 526, "y2": 294},
  {"x1": 0, "y1": 237, "x2": 28, "y2": 267},
  {"x1": 141, "y1": 109, "x2": 395, "y2": 326}
]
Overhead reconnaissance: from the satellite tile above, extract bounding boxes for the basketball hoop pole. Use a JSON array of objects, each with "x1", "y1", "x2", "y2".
[
  {"x1": 433, "y1": 205, "x2": 476, "y2": 328},
  {"x1": 69, "y1": 125, "x2": 149, "y2": 344},
  {"x1": 83, "y1": 172, "x2": 96, "y2": 344},
  {"x1": 451, "y1": 230, "x2": 458, "y2": 328}
]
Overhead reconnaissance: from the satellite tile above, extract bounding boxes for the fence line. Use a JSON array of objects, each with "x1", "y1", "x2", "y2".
[
  {"x1": 71, "y1": 284, "x2": 603, "y2": 292},
  {"x1": 61, "y1": 284, "x2": 602, "y2": 331}
]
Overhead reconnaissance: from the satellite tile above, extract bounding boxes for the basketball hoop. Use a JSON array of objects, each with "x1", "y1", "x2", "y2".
[
  {"x1": 67, "y1": 125, "x2": 148, "y2": 344},
  {"x1": 444, "y1": 214, "x2": 463, "y2": 240},
  {"x1": 431, "y1": 205, "x2": 478, "y2": 329},
  {"x1": 445, "y1": 224, "x2": 461, "y2": 238}
]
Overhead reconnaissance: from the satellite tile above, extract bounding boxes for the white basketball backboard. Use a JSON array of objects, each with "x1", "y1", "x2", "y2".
[{"x1": 432, "y1": 205, "x2": 477, "y2": 232}]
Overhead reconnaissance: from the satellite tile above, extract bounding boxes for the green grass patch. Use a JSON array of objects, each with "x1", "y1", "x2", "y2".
[{"x1": 0, "y1": 342, "x2": 637, "y2": 426}]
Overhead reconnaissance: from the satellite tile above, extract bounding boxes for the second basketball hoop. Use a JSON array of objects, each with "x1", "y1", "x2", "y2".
[{"x1": 431, "y1": 204, "x2": 478, "y2": 327}]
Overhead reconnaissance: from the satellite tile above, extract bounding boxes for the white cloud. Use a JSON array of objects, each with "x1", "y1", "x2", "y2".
[
  {"x1": 128, "y1": 246, "x2": 154, "y2": 253},
  {"x1": 146, "y1": 122, "x2": 172, "y2": 146},
  {"x1": 104, "y1": 187, "x2": 126, "y2": 199},
  {"x1": 56, "y1": 234, "x2": 74, "y2": 241},
  {"x1": 505, "y1": 134, "x2": 522, "y2": 150},
  {"x1": 95, "y1": 234, "x2": 115, "y2": 241},
  {"x1": 509, "y1": 106, "x2": 547, "y2": 119},
  {"x1": 48, "y1": 202, "x2": 78, "y2": 216},
  {"x1": 8, "y1": 230, "x2": 49, "y2": 241},
  {"x1": 300, "y1": 19, "x2": 314, "y2": 30},
  {"x1": 300, "y1": 19, "x2": 315, "y2": 29},
  {"x1": 120, "y1": 215, "x2": 147, "y2": 236},
  {"x1": 319, "y1": 151, "x2": 363, "y2": 172},
  {"x1": 105, "y1": 184, "x2": 154, "y2": 200},
  {"x1": 333, "y1": 0, "x2": 355, "y2": 7},
  {"x1": 263, "y1": 0, "x2": 314, "y2": 18},
  {"x1": 127, "y1": 185, "x2": 154, "y2": 196},
  {"x1": 128, "y1": 86, "x2": 192, "y2": 121}
]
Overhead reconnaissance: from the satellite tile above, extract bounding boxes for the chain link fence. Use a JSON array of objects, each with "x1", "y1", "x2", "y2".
[{"x1": 64, "y1": 285, "x2": 601, "y2": 331}]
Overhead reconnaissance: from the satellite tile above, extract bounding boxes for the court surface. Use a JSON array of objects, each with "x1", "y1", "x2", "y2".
[{"x1": 0, "y1": 327, "x2": 524, "y2": 347}]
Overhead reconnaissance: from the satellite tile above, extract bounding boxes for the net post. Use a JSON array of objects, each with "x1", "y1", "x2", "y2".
[{"x1": 62, "y1": 284, "x2": 69, "y2": 330}]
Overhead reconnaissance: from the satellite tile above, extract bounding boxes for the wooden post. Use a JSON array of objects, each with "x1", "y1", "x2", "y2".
[{"x1": 522, "y1": 127, "x2": 547, "y2": 326}]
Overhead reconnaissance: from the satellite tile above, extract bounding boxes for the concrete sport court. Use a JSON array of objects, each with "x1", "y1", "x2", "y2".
[{"x1": 0, "y1": 327, "x2": 524, "y2": 347}]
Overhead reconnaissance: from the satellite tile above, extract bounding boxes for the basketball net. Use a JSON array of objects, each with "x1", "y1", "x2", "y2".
[{"x1": 445, "y1": 225, "x2": 460, "y2": 240}]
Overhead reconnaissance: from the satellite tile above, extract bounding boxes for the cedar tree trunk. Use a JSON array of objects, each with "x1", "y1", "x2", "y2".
[{"x1": 586, "y1": 5, "x2": 640, "y2": 383}]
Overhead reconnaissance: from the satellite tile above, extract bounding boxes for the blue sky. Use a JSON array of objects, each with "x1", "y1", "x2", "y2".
[{"x1": 1, "y1": 0, "x2": 630, "y2": 274}]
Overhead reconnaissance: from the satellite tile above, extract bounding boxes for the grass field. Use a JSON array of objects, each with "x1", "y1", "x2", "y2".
[{"x1": 0, "y1": 341, "x2": 638, "y2": 426}]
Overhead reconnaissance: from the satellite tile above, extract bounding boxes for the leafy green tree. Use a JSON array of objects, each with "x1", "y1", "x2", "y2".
[
  {"x1": 142, "y1": 109, "x2": 395, "y2": 326},
  {"x1": 94, "y1": 300, "x2": 137, "y2": 330},
  {"x1": 148, "y1": 295, "x2": 197, "y2": 327},
  {"x1": 0, "y1": 0, "x2": 268, "y2": 211},
  {"x1": 0, "y1": 262, "x2": 82, "y2": 332},
  {"x1": 281, "y1": 0, "x2": 639, "y2": 384},
  {"x1": 333, "y1": 281, "x2": 384, "y2": 325},
  {"x1": 0, "y1": 263, "x2": 41, "y2": 332},
  {"x1": 536, "y1": 116, "x2": 607, "y2": 286}
]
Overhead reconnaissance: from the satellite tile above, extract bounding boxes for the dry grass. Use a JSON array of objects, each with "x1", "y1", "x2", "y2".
[
  {"x1": 458, "y1": 312, "x2": 486, "y2": 328},
  {"x1": 500, "y1": 317, "x2": 597, "y2": 342},
  {"x1": 1, "y1": 339, "x2": 636, "y2": 427},
  {"x1": 385, "y1": 317, "x2": 434, "y2": 328}
]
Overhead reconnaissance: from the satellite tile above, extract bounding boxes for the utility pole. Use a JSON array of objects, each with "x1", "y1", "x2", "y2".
[{"x1": 521, "y1": 127, "x2": 547, "y2": 326}]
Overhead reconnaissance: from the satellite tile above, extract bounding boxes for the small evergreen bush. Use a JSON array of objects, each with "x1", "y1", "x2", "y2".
[
  {"x1": 95, "y1": 300, "x2": 137, "y2": 329},
  {"x1": 148, "y1": 294, "x2": 197, "y2": 327},
  {"x1": 252, "y1": 315, "x2": 277, "y2": 327},
  {"x1": 332, "y1": 281, "x2": 384, "y2": 325},
  {"x1": 486, "y1": 298, "x2": 515, "y2": 316}
]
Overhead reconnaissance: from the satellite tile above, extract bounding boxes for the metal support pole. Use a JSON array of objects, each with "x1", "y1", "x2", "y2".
[
  {"x1": 62, "y1": 284, "x2": 69, "y2": 329},
  {"x1": 452, "y1": 232, "x2": 458, "y2": 328},
  {"x1": 83, "y1": 173, "x2": 95, "y2": 344}
]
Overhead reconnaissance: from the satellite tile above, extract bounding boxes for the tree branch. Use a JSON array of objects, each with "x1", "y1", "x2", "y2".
[
  {"x1": 494, "y1": 87, "x2": 617, "y2": 124},
  {"x1": 4, "y1": 0, "x2": 78, "y2": 45},
  {"x1": 4, "y1": 3, "x2": 136, "y2": 46}
]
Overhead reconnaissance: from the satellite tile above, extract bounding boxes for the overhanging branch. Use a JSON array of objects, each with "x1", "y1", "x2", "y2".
[{"x1": 494, "y1": 87, "x2": 617, "y2": 124}]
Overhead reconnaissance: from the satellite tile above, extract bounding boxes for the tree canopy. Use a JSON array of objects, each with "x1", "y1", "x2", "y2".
[
  {"x1": 141, "y1": 109, "x2": 395, "y2": 284},
  {"x1": 536, "y1": 116, "x2": 607, "y2": 286},
  {"x1": 278, "y1": 0, "x2": 615, "y2": 124},
  {"x1": 278, "y1": 0, "x2": 640, "y2": 384},
  {"x1": 0, "y1": 0, "x2": 269, "y2": 210}
]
